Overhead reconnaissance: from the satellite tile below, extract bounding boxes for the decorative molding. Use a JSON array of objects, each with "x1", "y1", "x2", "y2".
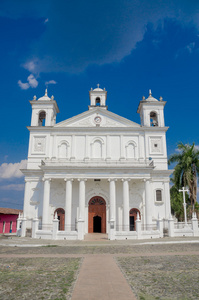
[
  {"x1": 86, "y1": 183, "x2": 108, "y2": 205},
  {"x1": 34, "y1": 136, "x2": 46, "y2": 153}
]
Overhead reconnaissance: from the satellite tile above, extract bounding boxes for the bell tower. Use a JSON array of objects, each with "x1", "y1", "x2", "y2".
[
  {"x1": 89, "y1": 84, "x2": 107, "y2": 109},
  {"x1": 30, "y1": 89, "x2": 59, "y2": 126},
  {"x1": 137, "y1": 90, "x2": 166, "y2": 127}
]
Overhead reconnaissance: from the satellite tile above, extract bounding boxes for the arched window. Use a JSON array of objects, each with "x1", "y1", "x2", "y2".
[
  {"x1": 93, "y1": 140, "x2": 102, "y2": 158},
  {"x1": 38, "y1": 111, "x2": 46, "y2": 126},
  {"x1": 126, "y1": 141, "x2": 136, "y2": 159},
  {"x1": 156, "y1": 189, "x2": 162, "y2": 201},
  {"x1": 95, "y1": 97, "x2": 101, "y2": 106},
  {"x1": 150, "y1": 111, "x2": 158, "y2": 127},
  {"x1": 58, "y1": 141, "x2": 69, "y2": 158}
]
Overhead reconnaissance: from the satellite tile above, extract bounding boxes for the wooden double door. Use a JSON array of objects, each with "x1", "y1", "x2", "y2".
[{"x1": 88, "y1": 196, "x2": 106, "y2": 233}]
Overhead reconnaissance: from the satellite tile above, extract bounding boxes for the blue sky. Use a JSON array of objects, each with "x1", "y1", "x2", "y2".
[{"x1": 0, "y1": 0, "x2": 199, "y2": 209}]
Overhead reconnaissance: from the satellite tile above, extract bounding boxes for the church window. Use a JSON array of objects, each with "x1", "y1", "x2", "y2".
[
  {"x1": 38, "y1": 111, "x2": 46, "y2": 126},
  {"x1": 156, "y1": 190, "x2": 162, "y2": 201},
  {"x1": 150, "y1": 111, "x2": 158, "y2": 127}
]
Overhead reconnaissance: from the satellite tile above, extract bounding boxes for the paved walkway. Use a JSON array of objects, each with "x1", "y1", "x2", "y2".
[{"x1": 72, "y1": 255, "x2": 136, "y2": 300}]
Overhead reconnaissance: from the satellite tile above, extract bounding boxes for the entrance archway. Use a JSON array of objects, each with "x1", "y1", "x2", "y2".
[
  {"x1": 88, "y1": 196, "x2": 106, "y2": 233},
  {"x1": 54, "y1": 208, "x2": 65, "y2": 231},
  {"x1": 129, "y1": 208, "x2": 141, "y2": 231}
]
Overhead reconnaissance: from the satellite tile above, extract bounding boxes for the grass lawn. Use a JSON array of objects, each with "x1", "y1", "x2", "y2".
[
  {"x1": 0, "y1": 257, "x2": 81, "y2": 300},
  {"x1": 117, "y1": 255, "x2": 199, "y2": 300}
]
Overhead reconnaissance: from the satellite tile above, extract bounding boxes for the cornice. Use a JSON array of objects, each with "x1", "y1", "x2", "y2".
[{"x1": 27, "y1": 126, "x2": 169, "y2": 133}]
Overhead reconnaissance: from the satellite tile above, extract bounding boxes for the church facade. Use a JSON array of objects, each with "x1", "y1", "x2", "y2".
[{"x1": 21, "y1": 86, "x2": 172, "y2": 240}]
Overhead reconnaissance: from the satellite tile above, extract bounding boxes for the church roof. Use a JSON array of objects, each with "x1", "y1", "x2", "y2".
[
  {"x1": 55, "y1": 106, "x2": 140, "y2": 128},
  {"x1": 0, "y1": 207, "x2": 23, "y2": 215},
  {"x1": 145, "y1": 90, "x2": 158, "y2": 102}
]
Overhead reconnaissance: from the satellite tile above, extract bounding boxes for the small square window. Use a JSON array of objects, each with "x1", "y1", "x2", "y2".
[{"x1": 154, "y1": 144, "x2": 158, "y2": 147}]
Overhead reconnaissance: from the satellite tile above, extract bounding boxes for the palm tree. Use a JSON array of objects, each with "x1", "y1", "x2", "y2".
[{"x1": 168, "y1": 142, "x2": 199, "y2": 206}]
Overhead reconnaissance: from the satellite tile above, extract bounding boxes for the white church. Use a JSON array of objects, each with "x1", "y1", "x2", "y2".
[{"x1": 20, "y1": 86, "x2": 173, "y2": 240}]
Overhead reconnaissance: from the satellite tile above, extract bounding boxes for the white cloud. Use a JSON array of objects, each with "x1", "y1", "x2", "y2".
[
  {"x1": 18, "y1": 74, "x2": 38, "y2": 90},
  {"x1": 45, "y1": 80, "x2": 57, "y2": 85},
  {"x1": 18, "y1": 80, "x2": 29, "y2": 90},
  {"x1": 0, "y1": 160, "x2": 27, "y2": 180},
  {"x1": 27, "y1": 74, "x2": 38, "y2": 88},
  {"x1": 23, "y1": 60, "x2": 38, "y2": 72},
  {"x1": 0, "y1": 184, "x2": 24, "y2": 191}
]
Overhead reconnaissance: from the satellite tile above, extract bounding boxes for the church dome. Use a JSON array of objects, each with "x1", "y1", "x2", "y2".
[
  {"x1": 92, "y1": 84, "x2": 104, "y2": 92},
  {"x1": 93, "y1": 87, "x2": 103, "y2": 92},
  {"x1": 38, "y1": 89, "x2": 51, "y2": 101}
]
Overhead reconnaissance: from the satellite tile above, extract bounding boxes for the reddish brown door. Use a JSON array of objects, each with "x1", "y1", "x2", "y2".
[
  {"x1": 88, "y1": 196, "x2": 106, "y2": 233},
  {"x1": 54, "y1": 208, "x2": 65, "y2": 231},
  {"x1": 129, "y1": 208, "x2": 141, "y2": 231}
]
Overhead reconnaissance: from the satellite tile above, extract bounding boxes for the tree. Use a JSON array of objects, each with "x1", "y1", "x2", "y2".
[
  {"x1": 170, "y1": 184, "x2": 189, "y2": 221},
  {"x1": 168, "y1": 142, "x2": 199, "y2": 207}
]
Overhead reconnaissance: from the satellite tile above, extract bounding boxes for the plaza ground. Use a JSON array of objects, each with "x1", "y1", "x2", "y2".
[{"x1": 0, "y1": 234, "x2": 199, "y2": 299}]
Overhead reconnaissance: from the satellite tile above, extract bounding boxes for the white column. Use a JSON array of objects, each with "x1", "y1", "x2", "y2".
[
  {"x1": 84, "y1": 135, "x2": 89, "y2": 160},
  {"x1": 108, "y1": 179, "x2": 116, "y2": 240},
  {"x1": 71, "y1": 135, "x2": 76, "y2": 160},
  {"x1": 139, "y1": 134, "x2": 144, "y2": 159},
  {"x1": 78, "y1": 179, "x2": 86, "y2": 220},
  {"x1": 23, "y1": 179, "x2": 31, "y2": 218},
  {"x1": 42, "y1": 178, "x2": 51, "y2": 230},
  {"x1": 65, "y1": 179, "x2": 73, "y2": 232},
  {"x1": 122, "y1": 179, "x2": 130, "y2": 231},
  {"x1": 109, "y1": 179, "x2": 116, "y2": 222},
  {"x1": 145, "y1": 179, "x2": 152, "y2": 227},
  {"x1": 78, "y1": 179, "x2": 86, "y2": 240},
  {"x1": 164, "y1": 181, "x2": 171, "y2": 219},
  {"x1": 120, "y1": 135, "x2": 125, "y2": 160},
  {"x1": 106, "y1": 135, "x2": 111, "y2": 160}
]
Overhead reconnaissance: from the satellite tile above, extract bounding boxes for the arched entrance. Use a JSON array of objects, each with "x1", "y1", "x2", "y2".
[
  {"x1": 129, "y1": 208, "x2": 141, "y2": 231},
  {"x1": 54, "y1": 208, "x2": 65, "y2": 231},
  {"x1": 88, "y1": 196, "x2": 106, "y2": 233}
]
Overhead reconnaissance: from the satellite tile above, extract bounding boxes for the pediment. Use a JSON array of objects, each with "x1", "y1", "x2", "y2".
[{"x1": 55, "y1": 108, "x2": 140, "y2": 128}]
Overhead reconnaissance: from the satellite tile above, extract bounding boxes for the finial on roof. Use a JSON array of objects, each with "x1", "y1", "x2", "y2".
[
  {"x1": 97, "y1": 83, "x2": 100, "y2": 88},
  {"x1": 149, "y1": 89, "x2": 152, "y2": 96},
  {"x1": 159, "y1": 96, "x2": 163, "y2": 101},
  {"x1": 33, "y1": 95, "x2": 37, "y2": 100},
  {"x1": 45, "y1": 88, "x2": 48, "y2": 96},
  {"x1": 51, "y1": 95, "x2": 54, "y2": 100},
  {"x1": 142, "y1": 96, "x2": 145, "y2": 100}
]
